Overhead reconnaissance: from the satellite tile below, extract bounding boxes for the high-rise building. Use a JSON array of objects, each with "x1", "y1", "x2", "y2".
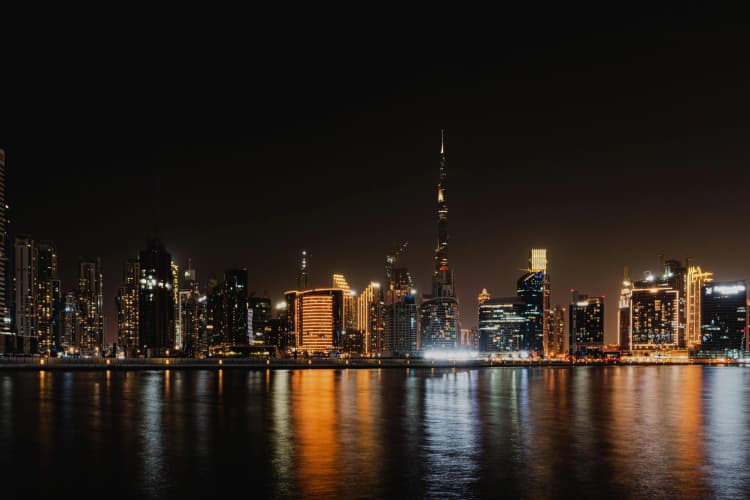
[
  {"x1": 267, "y1": 301, "x2": 291, "y2": 353},
  {"x1": 384, "y1": 291, "x2": 418, "y2": 356},
  {"x1": 36, "y1": 241, "x2": 59, "y2": 354},
  {"x1": 0, "y1": 148, "x2": 12, "y2": 353},
  {"x1": 178, "y1": 264, "x2": 204, "y2": 358},
  {"x1": 357, "y1": 281, "x2": 383, "y2": 355},
  {"x1": 60, "y1": 291, "x2": 79, "y2": 354},
  {"x1": 115, "y1": 258, "x2": 139, "y2": 355},
  {"x1": 421, "y1": 130, "x2": 459, "y2": 350},
  {"x1": 285, "y1": 288, "x2": 344, "y2": 355},
  {"x1": 631, "y1": 283, "x2": 679, "y2": 349},
  {"x1": 550, "y1": 305, "x2": 566, "y2": 356},
  {"x1": 619, "y1": 258, "x2": 697, "y2": 352},
  {"x1": 478, "y1": 295, "x2": 526, "y2": 352},
  {"x1": 78, "y1": 258, "x2": 104, "y2": 354},
  {"x1": 618, "y1": 268, "x2": 632, "y2": 351},
  {"x1": 204, "y1": 276, "x2": 223, "y2": 348},
  {"x1": 171, "y1": 260, "x2": 180, "y2": 350},
  {"x1": 568, "y1": 292, "x2": 604, "y2": 356},
  {"x1": 333, "y1": 273, "x2": 356, "y2": 330},
  {"x1": 14, "y1": 236, "x2": 37, "y2": 353},
  {"x1": 516, "y1": 249, "x2": 549, "y2": 356},
  {"x1": 700, "y1": 281, "x2": 747, "y2": 356},
  {"x1": 223, "y1": 269, "x2": 249, "y2": 346},
  {"x1": 686, "y1": 266, "x2": 713, "y2": 349},
  {"x1": 249, "y1": 296, "x2": 271, "y2": 345},
  {"x1": 138, "y1": 239, "x2": 174, "y2": 356}
]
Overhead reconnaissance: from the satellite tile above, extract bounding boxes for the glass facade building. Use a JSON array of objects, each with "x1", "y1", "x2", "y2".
[
  {"x1": 568, "y1": 293, "x2": 604, "y2": 356},
  {"x1": 478, "y1": 296, "x2": 526, "y2": 352},
  {"x1": 700, "y1": 281, "x2": 747, "y2": 355}
]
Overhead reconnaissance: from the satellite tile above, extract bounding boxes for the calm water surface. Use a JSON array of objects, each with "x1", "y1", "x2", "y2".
[{"x1": 1, "y1": 366, "x2": 749, "y2": 499}]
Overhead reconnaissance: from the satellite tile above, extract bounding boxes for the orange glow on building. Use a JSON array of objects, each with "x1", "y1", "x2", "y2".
[{"x1": 285, "y1": 288, "x2": 344, "y2": 354}]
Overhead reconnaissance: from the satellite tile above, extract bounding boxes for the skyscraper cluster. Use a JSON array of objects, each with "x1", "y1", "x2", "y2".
[
  {"x1": 478, "y1": 249, "x2": 563, "y2": 359},
  {"x1": 4, "y1": 135, "x2": 747, "y2": 360},
  {"x1": 279, "y1": 131, "x2": 464, "y2": 358},
  {"x1": 619, "y1": 259, "x2": 746, "y2": 358}
]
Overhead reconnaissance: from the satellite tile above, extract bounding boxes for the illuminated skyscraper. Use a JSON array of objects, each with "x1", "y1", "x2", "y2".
[
  {"x1": 60, "y1": 291, "x2": 79, "y2": 354},
  {"x1": 568, "y1": 292, "x2": 604, "y2": 356},
  {"x1": 0, "y1": 148, "x2": 11, "y2": 352},
  {"x1": 478, "y1": 296, "x2": 526, "y2": 352},
  {"x1": 78, "y1": 258, "x2": 104, "y2": 354},
  {"x1": 550, "y1": 305, "x2": 566, "y2": 356},
  {"x1": 249, "y1": 296, "x2": 271, "y2": 345},
  {"x1": 333, "y1": 273, "x2": 356, "y2": 330},
  {"x1": 478, "y1": 288, "x2": 490, "y2": 306},
  {"x1": 14, "y1": 236, "x2": 37, "y2": 353},
  {"x1": 686, "y1": 266, "x2": 713, "y2": 349},
  {"x1": 620, "y1": 258, "x2": 697, "y2": 352},
  {"x1": 204, "y1": 276, "x2": 223, "y2": 348},
  {"x1": 618, "y1": 268, "x2": 632, "y2": 351},
  {"x1": 285, "y1": 288, "x2": 344, "y2": 355},
  {"x1": 517, "y1": 248, "x2": 550, "y2": 356},
  {"x1": 177, "y1": 262, "x2": 203, "y2": 357},
  {"x1": 115, "y1": 258, "x2": 139, "y2": 355},
  {"x1": 223, "y1": 269, "x2": 249, "y2": 346},
  {"x1": 630, "y1": 282, "x2": 679, "y2": 350},
  {"x1": 421, "y1": 130, "x2": 459, "y2": 350},
  {"x1": 171, "y1": 260, "x2": 180, "y2": 350},
  {"x1": 384, "y1": 290, "x2": 418, "y2": 356},
  {"x1": 138, "y1": 239, "x2": 174, "y2": 356},
  {"x1": 357, "y1": 281, "x2": 383, "y2": 355},
  {"x1": 36, "y1": 241, "x2": 59, "y2": 354},
  {"x1": 700, "y1": 281, "x2": 747, "y2": 356}
]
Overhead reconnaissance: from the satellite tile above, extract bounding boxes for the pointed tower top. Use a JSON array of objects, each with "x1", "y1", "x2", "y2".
[{"x1": 440, "y1": 129, "x2": 445, "y2": 155}]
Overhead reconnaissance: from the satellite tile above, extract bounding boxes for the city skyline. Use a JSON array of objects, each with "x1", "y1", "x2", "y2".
[{"x1": 2, "y1": 5, "x2": 750, "y2": 346}]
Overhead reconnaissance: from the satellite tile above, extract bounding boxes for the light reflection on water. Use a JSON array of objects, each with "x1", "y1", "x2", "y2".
[{"x1": 0, "y1": 366, "x2": 749, "y2": 498}]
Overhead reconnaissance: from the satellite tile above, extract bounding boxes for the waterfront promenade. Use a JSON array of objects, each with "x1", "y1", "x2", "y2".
[{"x1": 0, "y1": 355, "x2": 740, "y2": 370}]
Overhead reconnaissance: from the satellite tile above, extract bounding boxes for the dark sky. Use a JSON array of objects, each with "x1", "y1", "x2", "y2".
[{"x1": 2, "y1": 4, "x2": 750, "y2": 344}]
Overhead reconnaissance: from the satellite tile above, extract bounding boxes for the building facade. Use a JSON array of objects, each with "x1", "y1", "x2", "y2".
[
  {"x1": 0, "y1": 148, "x2": 10, "y2": 353},
  {"x1": 115, "y1": 258, "x2": 139, "y2": 355},
  {"x1": 223, "y1": 269, "x2": 249, "y2": 346},
  {"x1": 14, "y1": 236, "x2": 37, "y2": 353},
  {"x1": 285, "y1": 288, "x2": 344, "y2": 355},
  {"x1": 384, "y1": 292, "x2": 418, "y2": 356},
  {"x1": 78, "y1": 258, "x2": 104, "y2": 354},
  {"x1": 138, "y1": 239, "x2": 174, "y2": 356},
  {"x1": 36, "y1": 241, "x2": 59, "y2": 354},
  {"x1": 700, "y1": 281, "x2": 747, "y2": 356},
  {"x1": 568, "y1": 292, "x2": 604, "y2": 356},
  {"x1": 478, "y1": 295, "x2": 526, "y2": 353}
]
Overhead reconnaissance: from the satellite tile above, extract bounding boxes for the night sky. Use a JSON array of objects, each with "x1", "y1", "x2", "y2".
[{"x1": 2, "y1": 5, "x2": 750, "y2": 344}]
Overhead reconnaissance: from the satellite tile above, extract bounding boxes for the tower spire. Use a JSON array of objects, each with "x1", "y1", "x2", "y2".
[
  {"x1": 432, "y1": 129, "x2": 453, "y2": 297},
  {"x1": 298, "y1": 249, "x2": 309, "y2": 291}
]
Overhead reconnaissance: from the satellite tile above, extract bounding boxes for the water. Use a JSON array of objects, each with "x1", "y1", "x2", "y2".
[{"x1": 1, "y1": 366, "x2": 749, "y2": 499}]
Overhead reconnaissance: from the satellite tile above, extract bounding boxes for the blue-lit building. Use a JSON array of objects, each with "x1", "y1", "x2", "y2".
[
  {"x1": 517, "y1": 267, "x2": 547, "y2": 354},
  {"x1": 700, "y1": 281, "x2": 747, "y2": 356}
]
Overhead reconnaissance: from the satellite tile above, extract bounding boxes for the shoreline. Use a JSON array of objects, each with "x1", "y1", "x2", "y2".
[{"x1": 0, "y1": 358, "x2": 742, "y2": 371}]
